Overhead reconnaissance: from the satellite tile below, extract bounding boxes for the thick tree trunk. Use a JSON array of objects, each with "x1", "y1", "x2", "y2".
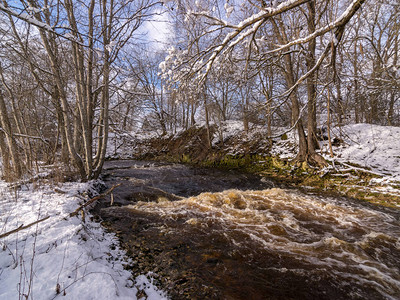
[
  {"x1": 243, "y1": 100, "x2": 249, "y2": 133},
  {"x1": 327, "y1": 89, "x2": 334, "y2": 157},
  {"x1": 388, "y1": 93, "x2": 396, "y2": 126},
  {"x1": 190, "y1": 102, "x2": 196, "y2": 126},
  {"x1": 272, "y1": 13, "x2": 327, "y2": 167},
  {"x1": 388, "y1": 36, "x2": 397, "y2": 126},
  {"x1": 306, "y1": 1, "x2": 320, "y2": 156},
  {"x1": 93, "y1": 0, "x2": 112, "y2": 179}
]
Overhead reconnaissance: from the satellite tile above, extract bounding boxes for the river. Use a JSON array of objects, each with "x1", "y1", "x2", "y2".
[{"x1": 92, "y1": 160, "x2": 400, "y2": 300}]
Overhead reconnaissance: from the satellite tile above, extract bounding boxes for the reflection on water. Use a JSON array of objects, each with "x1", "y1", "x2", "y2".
[{"x1": 127, "y1": 188, "x2": 400, "y2": 299}]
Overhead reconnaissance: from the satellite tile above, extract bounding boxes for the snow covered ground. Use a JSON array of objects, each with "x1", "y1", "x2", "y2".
[
  {"x1": 269, "y1": 122, "x2": 400, "y2": 200},
  {"x1": 0, "y1": 181, "x2": 167, "y2": 300},
  {"x1": 330, "y1": 123, "x2": 400, "y2": 182}
]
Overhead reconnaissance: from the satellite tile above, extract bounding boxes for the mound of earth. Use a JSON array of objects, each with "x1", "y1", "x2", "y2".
[{"x1": 131, "y1": 124, "x2": 276, "y2": 166}]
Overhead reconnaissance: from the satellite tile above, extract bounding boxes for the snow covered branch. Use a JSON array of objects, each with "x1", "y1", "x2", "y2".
[
  {"x1": 161, "y1": 0, "x2": 366, "y2": 89},
  {"x1": 0, "y1": 216, "x2": 50, "y2": 239},
  {"x1": 0, "y1": 3, "x2": 85, "y2": 46},
  {"x1": 267, "y1": 0, "x2": 366, "y2": 54},
  {"x1": 191, "y1": 0, "x2": 312, "y2": 81},
  {"x1": 0, "y1": 3, "x2": 53, "y2": 32}
]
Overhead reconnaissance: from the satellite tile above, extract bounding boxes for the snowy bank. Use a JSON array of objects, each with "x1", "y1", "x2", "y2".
[
  {"x1": 123, "y1": 120, "x2": 400, "y2": 205},
  {"x1": 0, "y1": 181, "x2": 167, "y2": 300},
  {"x1": 330, "y1": 123, "x2": 400, "y2": 182}
]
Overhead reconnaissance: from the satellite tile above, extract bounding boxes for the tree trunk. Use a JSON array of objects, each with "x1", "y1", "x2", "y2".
[
  {"x1": 306, "y1": 1, "x2": 320, "y2": 156},
  {"x1": 190, "y1": 102, "x2": 196, "y2": 126},
  {"x1": 203, "y1": 87, "x2": 212, "y2": 148},
  {"x1": 388, "y1": 35, "x2": 397, "y2": 125},
  {"x1": 37, "y1": 27, "x2": 87, "y2": 180},
  {"x1": 271, "y1": 18, "x2": 308, "y2": 162},
  {"x1": 0, "y1": 88, "x2": 22, "y2": 180},
  {"x1": 327, "y1": 88, "x2": 334, "y2": 157},
  {"x1": 0, "y1": 131, "x2": 11, "y2": 180},
  {"x1": 93, "y1": 0, "x2": 112, "y2": 178}
]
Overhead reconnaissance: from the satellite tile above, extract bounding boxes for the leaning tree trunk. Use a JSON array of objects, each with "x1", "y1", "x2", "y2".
[{"x1": 39, "y1": 31, "x2": 87, "y2": 180}]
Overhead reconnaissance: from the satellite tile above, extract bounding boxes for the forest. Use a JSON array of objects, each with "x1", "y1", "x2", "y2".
[
  {"x1": 1, "y1": 1, "x2": 400, "y2": 300},
  {"x1": 0, "y1": 0, "x2": 398, "y2": 181}
]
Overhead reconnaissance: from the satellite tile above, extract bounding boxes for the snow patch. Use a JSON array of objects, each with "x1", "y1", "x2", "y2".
[{"x1": 0, "y1": 181, "x2": 167, "y2": 299}]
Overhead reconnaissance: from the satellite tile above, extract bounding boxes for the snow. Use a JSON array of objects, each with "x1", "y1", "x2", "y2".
[
  {"x1": 105, "y1": 41, "x2": 117, "y2": 52},
  {"x1": 204, "y1": 120, "x2": 400, "y2": 196},
  {"x1": 330, "y1": 123, "x2": 400, "y2": 183},
  {"x1": 268, "y1": 0, "x2": 365, "y2": 55},
  {"x1": 224, "y1": 3, "x2": 234, "y2": 18},
  {"x1": 0, "y1": 181, "x2": 167, "y2": 300},
  {"x1": 27, "y1": 6, "x2": 42, "y2": 14},
  {"x1": 262, "y1": 122, "x2": 400, "y2": 189}
]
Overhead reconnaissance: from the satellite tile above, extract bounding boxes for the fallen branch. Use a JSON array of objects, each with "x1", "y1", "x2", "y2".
[
  {"x1": 69, "y1": 183, "x2": 122, "y2": 217},
  {"x1": 7, "y1": 173, "x2": 49, "y2": 189},
  {"x1": 336, "y1": 162, "x2": 385, "y2": 177},
  {"x1": 0, "y1": 216, "x2": 50, "y2": 239}
]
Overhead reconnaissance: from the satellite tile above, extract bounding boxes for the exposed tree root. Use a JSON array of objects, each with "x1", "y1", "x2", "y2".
[{"x1": 293, "y1": 152, "x2": 328, "y2": 169}]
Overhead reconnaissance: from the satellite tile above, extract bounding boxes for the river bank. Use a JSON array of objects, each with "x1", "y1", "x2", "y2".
[{"x1": 115, "y1": 122, "x2": 400, "y2": 208}]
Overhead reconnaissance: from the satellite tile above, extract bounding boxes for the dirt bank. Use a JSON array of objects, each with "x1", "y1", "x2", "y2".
[{"x1": 132, "y1": 125, "x2": 273, "y2": 166}]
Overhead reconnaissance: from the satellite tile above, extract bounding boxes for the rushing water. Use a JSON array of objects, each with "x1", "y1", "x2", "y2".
[{"x1": 95, "y1": 160, "x2": 400, "y2": 299}]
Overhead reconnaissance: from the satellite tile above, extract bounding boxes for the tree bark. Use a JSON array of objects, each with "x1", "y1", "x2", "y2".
[
  {"x1": 306, "y1": 1, "x2": 320, "y2": 155},
  {"x1": 203, "y1": 86, "x2": 212, "y2": 148},
  {"x1": 0, "y1": 88, "x2": 22, "y2": 180},
  {"x1": 93, "y1": 0, "x2": 112, "y2": 178},
  {"x1": 271, "y1": 18, "x2": 308, "y2": 162}
]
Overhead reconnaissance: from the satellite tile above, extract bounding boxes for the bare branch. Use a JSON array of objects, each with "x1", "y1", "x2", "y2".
[{"x1": 0, "y1": 216, "x2": 50, "y2": 239}]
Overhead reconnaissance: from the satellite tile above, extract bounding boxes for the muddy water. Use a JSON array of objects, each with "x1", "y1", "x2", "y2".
[{"x1": 93, "y1": 160, "x2": 400, "y2": 300}]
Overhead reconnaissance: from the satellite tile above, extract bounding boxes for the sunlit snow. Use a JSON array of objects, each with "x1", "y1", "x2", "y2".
[{"x1": 0, "y1": 181, "x2": 167, "y2": 300}]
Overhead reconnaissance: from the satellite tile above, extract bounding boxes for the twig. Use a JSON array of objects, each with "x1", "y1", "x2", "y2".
[
  {"x1": 0, "y1": 216, "x2": 50, "y2": 239},
  {"x1": 50, "y1": 271, "x2": 120, "y2": 300},
  {"x1": 69, "y1": 184, "x2": 122, "y2": 217}
]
